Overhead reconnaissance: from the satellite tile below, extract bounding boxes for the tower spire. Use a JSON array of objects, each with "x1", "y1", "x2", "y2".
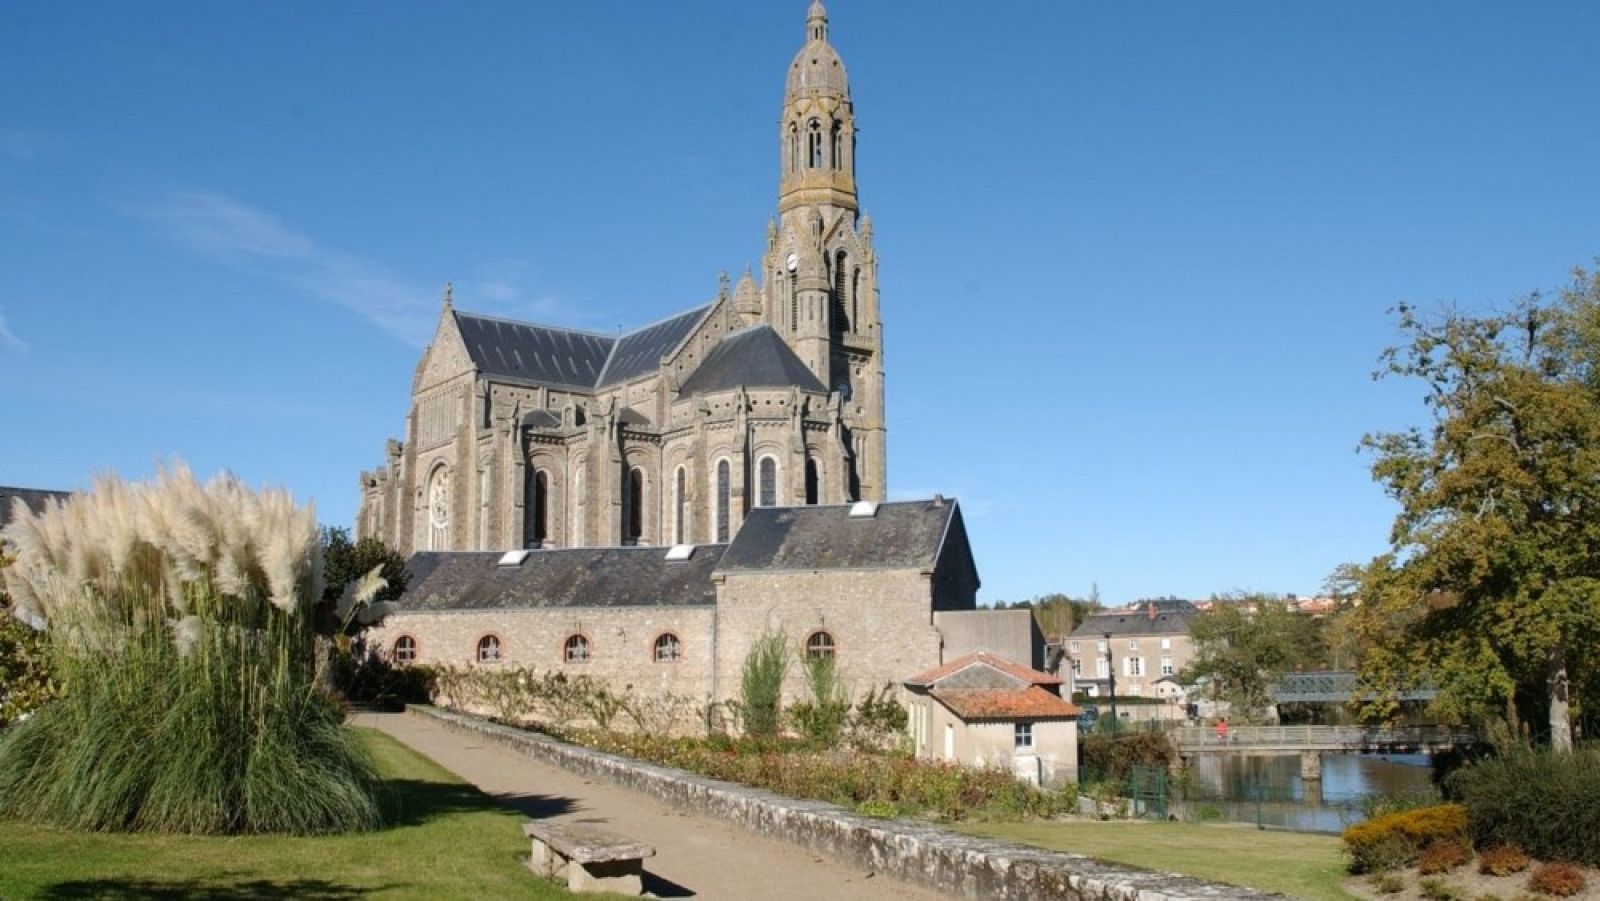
[
  {"x1": 806, "y1": 1, "x2": 827, "y2": 41},
  {"x1": 778, "y1": 0, "x2": 856, "y2": 216}
]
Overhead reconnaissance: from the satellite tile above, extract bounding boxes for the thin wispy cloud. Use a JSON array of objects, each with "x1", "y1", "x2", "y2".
[
  {"x1": 139, "y1": 192, "x2": 584, "y2": 345},
  {"x1": 462, "y1": 258, "x2": 591, "y2": 328},
  {"x1": 0, "y1": 305, "x2": 27, "y2": 353},
  {"x1": 141, "y1": 191, "x2": 438, "y2": 345}
]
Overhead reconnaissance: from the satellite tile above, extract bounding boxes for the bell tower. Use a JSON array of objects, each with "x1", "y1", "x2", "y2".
[
  {"x1": 761, "y1": 1, "x2": 886, "y2": 503},
  {"x1": 778, "y1": 1, "x2": 857, "y2": 217}
]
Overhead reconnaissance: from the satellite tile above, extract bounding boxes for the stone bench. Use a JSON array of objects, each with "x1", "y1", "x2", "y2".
[{"x1": 523, "y1": 820, "x2": 655, "y2": 895}]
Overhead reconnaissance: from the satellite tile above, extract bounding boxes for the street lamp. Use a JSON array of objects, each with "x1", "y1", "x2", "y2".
[{"x1": 1104, "y1": 631, "x2": 1117, "y2": 732}]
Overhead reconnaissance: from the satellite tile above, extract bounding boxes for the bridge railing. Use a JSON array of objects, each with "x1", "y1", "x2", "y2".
[{"x1": 1171, "y1": 724, "x2": 1477, "y2": 749}]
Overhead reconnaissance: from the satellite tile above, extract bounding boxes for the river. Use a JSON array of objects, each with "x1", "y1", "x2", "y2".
[{"x1": 1177, "y1": 752, "x2": 1438, "y2": 833}]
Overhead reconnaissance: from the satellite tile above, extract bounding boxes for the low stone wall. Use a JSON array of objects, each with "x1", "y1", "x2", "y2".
[{"x1": 408, "y1": 705, "x2": 1281, "y2": 900}]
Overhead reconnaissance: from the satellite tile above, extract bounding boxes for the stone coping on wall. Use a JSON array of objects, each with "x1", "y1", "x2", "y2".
[{"x1": 406, "y1": 705, "x2": 1282, "y2": 900}]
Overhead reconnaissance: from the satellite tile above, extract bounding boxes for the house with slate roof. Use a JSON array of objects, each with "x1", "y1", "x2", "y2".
[
  {"x1": 1068, "y1": 599, "x2": 1201, "y2": 702},
  {"x1": 903, "y1": 652, "x2": 1080, "y2": 786},
  {"x1": 356, "y1": 1, "x2": 885, "y2": 559},
  {"x1": 365, "y1": 498, "x2": 988, "y2": 715}
]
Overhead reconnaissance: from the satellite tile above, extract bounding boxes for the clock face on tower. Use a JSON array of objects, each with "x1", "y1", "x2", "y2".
[{"x1": 786, "y1": 253, "x2": 798, "y2": 273}]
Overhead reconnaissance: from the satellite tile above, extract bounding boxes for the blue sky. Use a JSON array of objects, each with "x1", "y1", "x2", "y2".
[{"x1": 4, "y1": 2, "x2": 1598, "y2": 605}]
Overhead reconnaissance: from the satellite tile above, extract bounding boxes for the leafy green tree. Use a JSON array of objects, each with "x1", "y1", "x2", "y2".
[
  {"x1": 1353, "y1": 265, "x2": 1600, "y2": 750},
  {"x1": 1184, "y1": 593, "x2": 1328, "y2": 720},
  {"x1": 996, "y1": 591, "x2": 1104, "y2": 638}
]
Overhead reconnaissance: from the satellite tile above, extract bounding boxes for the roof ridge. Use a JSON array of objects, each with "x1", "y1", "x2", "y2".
[{"x1": 454, "y1": 308, "x2": 618, "y2": 341}]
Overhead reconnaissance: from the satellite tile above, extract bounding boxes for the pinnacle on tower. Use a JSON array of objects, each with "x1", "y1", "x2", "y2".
[{"x1": 807, "y1": 1, "x2": 828, "y2": 41}]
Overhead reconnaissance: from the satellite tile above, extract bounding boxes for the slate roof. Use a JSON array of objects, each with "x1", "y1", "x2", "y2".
[
  {"x1": 715, "y1": 499, "x2": 957, "y2": 573},
  {"x1": 455, "y1": 312, "x2": 614, "y2": 390},
  {"x1": 932, "y1": 686, "x2": 1081, "y2": 721},
  {"x1": 520, "y1": 409, "x2": 562, "y2": 430},
  {"x1": 454, "y1": 305, "x2": 710, "y2": 393},
  {"x1": 903, "y1": 651, "x2": 1061, "y2": 689},
  {"x1": 396, "y1": 545, "x2": 727, "y2": 612},
  {"x1": 676, "y1": 325, "x2": 826, "y2": 396},
  {"x1": 0, "y1": 486, "x2": 70, "y2": 531},
  {"x1": 1072, "y1": 599, "x2": 1199, "y2": 637},
  {"x1": 596, "y1": 306, "x2": 709, "y2": 387}
]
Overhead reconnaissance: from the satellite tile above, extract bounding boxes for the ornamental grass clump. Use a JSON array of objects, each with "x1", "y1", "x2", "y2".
[{"x1": 0, "y1": 465, "x2": 388, "y2": 835}]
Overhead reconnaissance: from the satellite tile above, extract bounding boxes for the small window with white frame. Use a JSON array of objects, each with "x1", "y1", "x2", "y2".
[
  {"x1": 1161, "y1": 656, "x2": 1174, "y2": 676},
  {"x1": 1124, "y1": 656, "x2": 1145, "y2": 677},
  {"x1": 1069, "y1": 639, "x2": 1079, "y2": 653},
  {"x1": 563, "y1": 633, "x2": 591, "y2": 664},
  {"x1": 1128, "y1": 638, "x2": 1139, "y2": 651},
  {"x1": 1161, "y1": 637, "x2": 1172, "y2": 650},
  {"x1": 1014, "y1": 722, "x2": 1034, "y2": 751},
  {"x1": 476, "y1": 634, "x2": 502, "y2": 664},
  {"x1": 1070, "y1": 657, "x2": 1082, "y2": 677}
]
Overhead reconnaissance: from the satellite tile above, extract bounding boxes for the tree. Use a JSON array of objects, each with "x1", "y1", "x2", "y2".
[
  {"x1": 1353, "y1": 265, "x2": 1600, "y2": 750},
  {"x1": 318, "y1": 527, "x2": 408, "y2": 635},
  {"x1": 1184, "y1": 593, "x2": 1328, "y2": 720},
  {"x1": 995, "y1": 591, "x2": 1104, "y2": 639}
]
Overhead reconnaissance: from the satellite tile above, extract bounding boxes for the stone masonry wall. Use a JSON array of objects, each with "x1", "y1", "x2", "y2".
[
  {"x1": 713, "y1": 569, "x2": 944, "y2": 706},
  {"x1": 411, "y1": 705, "x2": 1280, "y2": 900},
  {"x1": 368, "y1": 606, "x2": 716, "y2": 702}
]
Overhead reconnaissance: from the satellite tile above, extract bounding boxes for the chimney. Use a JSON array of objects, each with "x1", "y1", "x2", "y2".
[
  {"x1": 1147, "y1": 601, "x2": 1157, "y2": 621},
  {"x1": 932, "y1": 493, "x2": 945, "y2": 507}
]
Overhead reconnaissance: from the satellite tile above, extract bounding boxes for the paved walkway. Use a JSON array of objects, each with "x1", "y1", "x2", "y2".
[{"x1": 353, "y1": 712, "x2": 949, "y2": 901}]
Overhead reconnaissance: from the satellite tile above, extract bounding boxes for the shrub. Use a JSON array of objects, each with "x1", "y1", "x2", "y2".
[
  {"x1": 0, "y1": 466, "x2": 383, "y2": 835},
  {"x1": 0, "y1": 553, "x2": 56, "y2": 727},
  {"x1": 1419, "y1": 840, "x2": 1471, "y2": 875},
  {"x1": 1527, "y1": 862, "x2": 1586, "y2": 898},
  {"x1": 788, "y1": 652, "x2": 849, "y2": 745},
  {"x1": 1373, "y1": 874, "x2": 1406, "y2": 894},
  {"x1": 1448, "y1": 746, "x2": 1600, "y2": 867},
  {"x1": 1419, "y1": 878, "x2": 1466, "y2": 901},
  {"x1": 1478, "y1": 845, "x2": 1531, "y2": 877},
  {"x1": 740, "y1": 631, "x2": 789, "y2": 738},
  {"x1": 1343, "y1": 803, "x2": 1470, "y2": 874},
  {"x1": 1079, "y1": 730, "x2": 1177, "y2": 783}
]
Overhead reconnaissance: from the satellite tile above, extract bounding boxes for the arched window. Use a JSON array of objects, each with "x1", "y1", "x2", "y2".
[
  {"x1": 653, "y1": 632, "x2": 681, "y2": 663},
  {"x1": 564, "y1": 633, "x2": 590, "y2": 664},
  {"x1": 426, "y1": 466, "x2": 450, "y2": 550},
  {"x1": 714, "y1": 458, "x2": 731, "y2": 543},
  {"x1": 758, "y1": 456, "x2": 778, "y2": 507},
  {"x1": 476, "y1": 634, "x2": 502, "y2": 664},
  {"x1": 392, "y1": 635, "x2": 418, "y2": 664},
  {"x1": 525, "y1": 468, "x2": 549, "y2": 548},
  {"x1": 830, "y1": 120, "x2": 842, "y2": 170},
  {"x1": 624, "y1": 467, "x2": 644, "y2": 545},
  {"x1": 788, "y1": 122, "x2": 799, "y2": 173},
  {"x1": 808, "y1": 119, "x2": 823, "y2": 168},
  {"x1": 833, "y1": 250, "x2": 850, "y2": 331},
  {"x1": 805, "y1": 630, "x2": 836, "y2": 660},
  {"x1": 805, "y1": 457, "x2": 819, "y2": 505},
  {"x1": 673, "y1": 465, "x2": 688, "y2": 544},
  {"x1": 851, "y1": 267, "x2": 861, "y2": 330}
]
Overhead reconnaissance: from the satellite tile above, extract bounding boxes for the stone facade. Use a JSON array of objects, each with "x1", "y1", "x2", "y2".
[
  {"x1": 356, "y1": 2, "x2": 885, "y2": 557},
  {"x1": 1068, "y1": 600, "x2": 1200, "y2": 700}
]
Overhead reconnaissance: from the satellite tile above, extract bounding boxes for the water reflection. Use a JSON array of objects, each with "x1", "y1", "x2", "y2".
[{"x1": 1180, "y1": 752, "x2": 1436, "y2": 833}]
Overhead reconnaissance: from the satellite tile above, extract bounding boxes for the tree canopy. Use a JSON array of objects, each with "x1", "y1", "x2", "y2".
[
  {"x1": 1184, "y1": 593, "x2": 1329, "y2": 719},
  {"x1": 1352, "y1": 264, "x2": 1600, "y2": 749}
]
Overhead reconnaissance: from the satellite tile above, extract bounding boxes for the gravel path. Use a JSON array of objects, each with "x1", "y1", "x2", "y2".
[{"x1": 353, "y1": 711, "x2": 950, "y2": 900}]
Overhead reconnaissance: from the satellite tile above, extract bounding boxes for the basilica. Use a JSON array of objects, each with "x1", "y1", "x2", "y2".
[{"x1": 356, "y1": 1, "x2": 884, "y2": 555}]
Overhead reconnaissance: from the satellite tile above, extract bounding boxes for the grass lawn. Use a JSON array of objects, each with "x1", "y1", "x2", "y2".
[
  {"x1": 0, "y1": 727, "x2": 583, "y2": 899},
  {"x1": 961, "y1": 819, "x2": 1353, "y2": 901}
]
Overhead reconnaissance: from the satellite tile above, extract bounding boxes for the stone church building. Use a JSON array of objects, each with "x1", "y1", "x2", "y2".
[
  {"x1": 357, "y1": 1, "x2": 884, "y2": 555},
  {"x1": 359, "y1": 5, "x2": 1056, "y2": 741}
]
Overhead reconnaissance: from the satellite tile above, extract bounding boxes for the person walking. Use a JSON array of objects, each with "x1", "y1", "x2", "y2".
[{"x1": 1215, "y1": 717, "x2": 1229, "y2": 744}]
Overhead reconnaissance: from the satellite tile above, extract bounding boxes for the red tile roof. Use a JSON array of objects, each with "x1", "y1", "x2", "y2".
[
  {"x1": 902, "y1": 651, "x2": 1061, "y2": 688},
  {"x1": 931, "y1": 686, "x2": 1081, "y2": 720}
]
